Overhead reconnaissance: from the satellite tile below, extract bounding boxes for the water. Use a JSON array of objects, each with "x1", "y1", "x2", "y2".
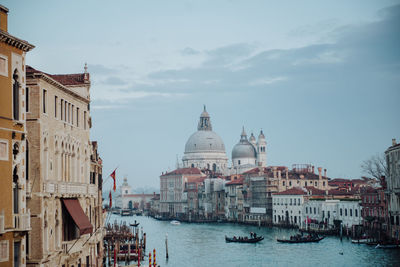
[{"x1": 108, "y1": 214, "x2": 400, "y2": 267}]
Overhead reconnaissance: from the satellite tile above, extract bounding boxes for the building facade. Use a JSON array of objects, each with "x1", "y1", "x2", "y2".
[
  {"x1": 117, "y1": 177, "x2": 155, "y2": 210},
  {"x1": 273, "y1": 188, "x2": 306, "y2": 227},
  {"x1": 160, "y1": 168, "x2": 205, "y2": 218},
  {"x1": 0, "y1": 5, "x2": 34, "y2": 267},
  {"x1": 385, "y1": 138, "x2": 400, "y2": 241},
  {"x1": 25, "y1": 65, "x2": 101, "y2": 267}
]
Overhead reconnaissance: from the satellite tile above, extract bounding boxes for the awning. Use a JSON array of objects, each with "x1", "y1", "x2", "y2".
[{"x1": 62, "y1": 198, "x2": 93, "y2": 235}]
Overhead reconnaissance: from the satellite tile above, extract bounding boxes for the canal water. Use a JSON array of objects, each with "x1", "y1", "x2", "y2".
[{"x1": 108, "y1": 214, "x2": 400, "y2": 267}]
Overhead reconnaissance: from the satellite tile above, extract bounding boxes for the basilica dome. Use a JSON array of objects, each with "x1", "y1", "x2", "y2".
[
  {"x1": 185, "y1": 131, "x2": 225, "y2": 153},
  {"x1": 182, "y1": 106, "x2": 228, "y2": 172}
]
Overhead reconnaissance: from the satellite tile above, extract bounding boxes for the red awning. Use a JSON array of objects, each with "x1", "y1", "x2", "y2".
[{"x1": 62, "y1": 198, "x2": 93, "y2": 235}]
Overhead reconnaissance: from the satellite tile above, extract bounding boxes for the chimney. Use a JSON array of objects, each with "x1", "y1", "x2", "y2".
[
  {"x1": 0, "y1": 5, "x2": 9, "y2": 32},
  {"x1": 285, "y1": 167, "x2": 289, "y2": 179},
  {"x1": 324, "y1": 169, "x2": 327, "y2": 177},
  {"x1": 318, "y1": 167, "x2": 322, "y2": 180},
  {"x1": 278, "y1": 170, "x2": 281, "y2": 179},
  {"x1": 273, "y1": 167, "x2": 277, "y2": 178},
  {"x1": 393, "y1": 138, "x2": 397, "y2": 146},
  {"x1": 312, "y1": 166, "x2": 315, "y2": 173}
]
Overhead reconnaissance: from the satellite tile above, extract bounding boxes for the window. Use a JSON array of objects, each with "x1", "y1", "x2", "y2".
[
  {"x1": 238, "y1": 160, "x2": 241, "y2": 165},
  {"x1": 43, "y1": 89, "x2": 47, "y2": 113},
  {"x1": 340, "y1": 208, "x2": 342, "y2": 216},
  {"x1": 314, "y1": 207, "x2": 316, "y2": 214},
  {"x1": 0, "y1": 54, "x2": 8, "y2": 77},
  {"x1": 306, "y1": 207, "x2": 308, "y2": 214},
  {"x1": 305, "y1": 181, "x2": 308, "y2": 186},
  {"x1": 67, "y1": 103, "x2": 70, "y2": 123},
  {"x1": 323, "y1": 181, "x2": 325, "y2": 186},
  {"x1": 283, "y1": 181, "x2": 285, "y2": 186},
  {"x1": 71, "y1": 105, "x2": 74, "y2": 125},
  {"x1": 54, "y1": 96, "x2": 58, "y2": 118},
  {"x1": 61, "y1": 100, "x2": 64, "y2": 120},
  {"x1": 289, "y1": 181, "x2": 292, "y2": 186},
  {"x1": 76, "y1": 107, "x2": 79, "y2": 127},
  {"x1": 355, "y1": 209, "x2": 358, "y2": 217},
  {"x1": 26, "y1": 87, "x2": 29, "y2": 112},
  {"x1": 345, "y1": 209, "x2": 347, "y2": 216},
  {"x1": 64, "y1": 101, "x2": 67, "y2": 121},
  {"x1": 328, "y1": 211, "x2": 330, "y2": 218},
  {"x1": 350, "y1": 209, "x2": 352, "y2": 217},
  {"x1": 84, "y1": 111, "x2": 87, "y2": 129},
  {"x1": 13, "y1": 71, "x2": 19, "y2": 120}
]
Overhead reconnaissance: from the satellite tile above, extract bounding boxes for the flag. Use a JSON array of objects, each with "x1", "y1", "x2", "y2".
[
  {"x1": 109, "y1": 191, "x2": 112, "y2": 208},
  {"x1": 110, "y1": 169, "x2": 116, "y2": 191}
]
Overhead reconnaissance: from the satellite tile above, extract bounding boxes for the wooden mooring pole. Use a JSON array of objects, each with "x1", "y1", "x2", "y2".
[{"x1": 165, "y1": 233, "x2": 169, "y2": 259}]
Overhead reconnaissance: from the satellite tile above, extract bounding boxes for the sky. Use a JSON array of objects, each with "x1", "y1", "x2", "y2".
[{"x1": 3, "y1": 0, "x2": 400, "y2": 190}]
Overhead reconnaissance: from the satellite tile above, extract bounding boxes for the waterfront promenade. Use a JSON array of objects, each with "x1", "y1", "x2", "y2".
[{"x1": 108, "y1": 214, "x2": 400, "y2": 267}]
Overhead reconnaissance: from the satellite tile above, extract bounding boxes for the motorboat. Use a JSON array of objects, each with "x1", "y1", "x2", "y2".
[{"x1": 170, "y1": 220, "x2": 181, "y2": 225}]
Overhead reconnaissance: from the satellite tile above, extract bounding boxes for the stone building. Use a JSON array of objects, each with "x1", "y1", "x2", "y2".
[
  {"x1": 25, "y1": 65, "x2": 102, "y2": 266},
  {"x1": 117, "y1": 177, "x2": 155, "y2": 210},
  {"x1": 89, "y1": 141, "x2": 104, "y2": 266},
  {"x1": 0, "y1": 5, "x2": 34, "y2": 267},
  {"x1": 160, "y1": 168, "x2": 205, "y2": 218},
  {"x1": 385, "y1": 138, "x2": 400, "y2": 240},
  {"x1": 273, "y1": 188, "x2": 308, "y2": 227}
]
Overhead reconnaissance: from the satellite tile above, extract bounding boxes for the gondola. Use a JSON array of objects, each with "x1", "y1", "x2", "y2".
[
  {"x1": 277, "y1": 236, "x2": 324, "y2": 243},
  {"x1": 225, "y1": 235, "x2": 264, "y2": 243},
  {"x1": 130, "y1": 222, "x2": 140, "y2": 227}
]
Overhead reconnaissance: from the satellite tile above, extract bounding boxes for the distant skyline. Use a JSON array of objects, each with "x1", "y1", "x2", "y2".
[{"x1": 4, "y1": 0, "x2": 400, "y2": 189}]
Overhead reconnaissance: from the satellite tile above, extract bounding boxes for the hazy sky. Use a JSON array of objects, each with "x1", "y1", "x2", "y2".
[{"x1": 4, "y1": 0, "x2": 400, "y2": 190}]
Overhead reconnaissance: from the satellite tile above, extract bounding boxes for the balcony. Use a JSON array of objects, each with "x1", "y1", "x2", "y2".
[
  {"x1": 13, "y1": 211, "x2": 31, "y2": 231},
  {"x1": 43, "y1": 181, "x2": 98, "y2": 196},
  {"x1": 0, "y1": 213, "x2": 4, "y2": 234},
  {"x1": 62, "y1": 239, "x2": 85, "y2": 255}
]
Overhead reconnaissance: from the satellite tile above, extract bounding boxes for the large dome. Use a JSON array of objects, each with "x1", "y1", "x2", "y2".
[
  {"x1": 185, "y1": 130, "x2": 226, "y2": 153},
  {"x1": 232, "y1": 141, "x2": 256, "y2": 159}
]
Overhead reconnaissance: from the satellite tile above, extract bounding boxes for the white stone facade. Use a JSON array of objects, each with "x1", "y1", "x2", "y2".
[{"x1": 273, "y1": 194, "x2": 304, "y2": 227}]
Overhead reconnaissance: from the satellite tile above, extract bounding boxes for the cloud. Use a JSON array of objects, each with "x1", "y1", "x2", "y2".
[
  {"x1": 92, "y1": 4, "x2": 400, "y2": 103},
  {"x1": 89, "y1": 64, "x2": 117, "y2": 75},
  {"x1": 249, "y1": 76, "x2": 288, "y2": 86},
  {"x1": 101, "y1": 76, "x2": 128, "y2": 85},
  {"x1": 181, "y1": 47, "x2": 201, "y2": 55},
  {"x1": 92, "y1": 88, "x2": 187, "y2": 104}
]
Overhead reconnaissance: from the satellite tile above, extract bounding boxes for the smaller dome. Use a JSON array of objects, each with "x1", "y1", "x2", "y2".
[
  {"x1": 232, "y1": 142, "x2": 257, "y2": 159},
  {"x1": 232, "y1": 127, "x2": 257, "y2": 159}
]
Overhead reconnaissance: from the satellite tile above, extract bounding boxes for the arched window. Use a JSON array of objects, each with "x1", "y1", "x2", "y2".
[
  {"x1": 212, "y1": 163, "x2": 217, "y2": 172},
  {"x1": 13, "y1": 70, "x2": 20, "y2": 120},
  {"x1": 191, "y1": 164, "x2": 194, "y2": 168}
]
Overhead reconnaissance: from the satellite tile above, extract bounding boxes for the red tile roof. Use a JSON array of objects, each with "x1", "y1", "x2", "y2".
[
  {"x1": 161, "y1": 167, "x2": 203, "y2": 176},
  {"x1": 274, "y1": 187, "x2": 306, "y2": 195},
  {"x1": 26, "y1": 65, "x2": 87, "y2": 86},
  {"x1": 305, "y1": 186, "x2": 326, "y2": 195},
  {"x1": 226, "y1": 177, "x2": 244, "y2": 186}
]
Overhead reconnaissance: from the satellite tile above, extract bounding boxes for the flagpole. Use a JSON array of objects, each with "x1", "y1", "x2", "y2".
[{"x1": 102, "y1": 166, "x2": 119, "y2": 185}]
